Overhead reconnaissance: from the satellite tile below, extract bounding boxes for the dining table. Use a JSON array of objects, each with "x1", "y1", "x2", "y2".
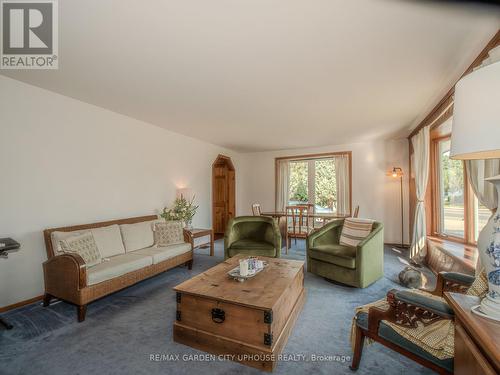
[{"x1": 260, "y1": 211, "x2": 348, "y2": 251}]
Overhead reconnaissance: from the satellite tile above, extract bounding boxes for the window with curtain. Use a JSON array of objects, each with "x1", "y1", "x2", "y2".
[
  {"x1": 432, "y1": 136, "x2": 492, "y2": 244},
  {"x1": 275, "y1": 152, "x2": 351, "y2": 215}
]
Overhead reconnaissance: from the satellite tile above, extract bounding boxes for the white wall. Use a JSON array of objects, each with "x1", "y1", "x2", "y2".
[
  {"x1": 0, "y1": 75, "x2": 410, "y2": 308},
  {"x1": 0, "y1": 76, "x2": 244, "y2": 308},
  {"x1": 237, "y1": 140, "x2": 410, "y2": 245}
]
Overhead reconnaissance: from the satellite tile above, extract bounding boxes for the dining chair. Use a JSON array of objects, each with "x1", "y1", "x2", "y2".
[
  {"x1": 286, "y1": 205, "x2": 313, "y2": 249},
  {"x1": 251, "y1": 203, "x2": 262, "y2": 216}
]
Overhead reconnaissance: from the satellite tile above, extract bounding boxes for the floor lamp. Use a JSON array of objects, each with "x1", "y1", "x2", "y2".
[{"x1": 390, "y1": 167, "x2": 404, "y2": 248}]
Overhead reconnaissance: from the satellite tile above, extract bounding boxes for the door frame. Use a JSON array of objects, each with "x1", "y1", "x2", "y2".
[{"x1": 212, "y1": 154, "x2": 236, "y2": 235}]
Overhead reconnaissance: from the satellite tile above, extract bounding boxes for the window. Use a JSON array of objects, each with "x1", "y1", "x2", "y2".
[
  {"x1": 431, "y1": 135, "x2": 490, "y2": 244},
  {"x1": 474, "y1": 198, "x2": 490, "y2": 241},
  {"x1": 437, "y1": 139, "x2": 465, "y2": 238},
  {"x1": 276, "y1": 152, "x2": 351, "y2": 215},
  {"x1": 288, "y1": 161, "x2": 309, "y2": 205}
]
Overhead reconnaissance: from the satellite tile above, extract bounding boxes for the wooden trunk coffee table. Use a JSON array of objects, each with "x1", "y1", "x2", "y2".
[{"x1": 173, "y1": 255, "x2": 305, "y2": 372}]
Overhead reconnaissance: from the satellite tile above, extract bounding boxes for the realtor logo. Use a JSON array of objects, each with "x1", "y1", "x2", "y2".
[{"x1": 1, "y1": 0, "x2": 58, "y2": 69}]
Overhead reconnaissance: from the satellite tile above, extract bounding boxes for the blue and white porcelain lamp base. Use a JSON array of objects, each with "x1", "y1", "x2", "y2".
[{"x1": 472, "y1": 175, "x2": 500, "y2": 322}]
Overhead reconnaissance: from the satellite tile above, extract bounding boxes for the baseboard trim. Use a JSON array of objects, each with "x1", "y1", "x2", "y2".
[{"x1": 0, "y1": 295, "x2": 43, "y2": 313}]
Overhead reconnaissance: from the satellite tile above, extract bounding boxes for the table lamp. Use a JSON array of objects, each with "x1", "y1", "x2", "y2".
[{"x1": 450, "y1": 54, "x2": 500, "y2": 321}]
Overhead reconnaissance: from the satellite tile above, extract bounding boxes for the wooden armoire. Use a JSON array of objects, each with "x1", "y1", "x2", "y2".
[{"x1": 212, "y1": 155, "x2": 235, "y2": 235}]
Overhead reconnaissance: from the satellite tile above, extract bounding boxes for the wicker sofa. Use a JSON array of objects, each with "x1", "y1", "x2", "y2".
[{"x1": 42, "y1": 215, "x2": 193, "y2": 322}]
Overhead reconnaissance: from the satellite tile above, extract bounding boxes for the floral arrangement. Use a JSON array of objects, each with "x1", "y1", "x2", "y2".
[{"x1": 161, "y1": 195, "x2": 199, "y2": 227}]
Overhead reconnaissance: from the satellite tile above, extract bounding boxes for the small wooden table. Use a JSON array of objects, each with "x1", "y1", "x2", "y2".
[
  {"x1": 173, "y1": 255, "x2": 305, "y2": 372},
  {"x1": 183, "y1": 228, "x2": 214, "y2": 256},
  {"x1": 261, "y1": 212, "x2": 347, "y2": 251},
  {"x1": 444, "y1": 292, "x2": 500, "y2": 374}
]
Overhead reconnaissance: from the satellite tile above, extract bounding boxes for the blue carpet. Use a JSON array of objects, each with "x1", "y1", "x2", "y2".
[{"x1": 0, "y1": 240, "x2": 435, "y2": 375}]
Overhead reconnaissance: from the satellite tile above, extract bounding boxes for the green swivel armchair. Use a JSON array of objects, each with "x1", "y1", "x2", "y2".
[
  {"x1": 306, "y1": 219, "x2": 384, "y2": 288},
  {"x1": 224, "y1": 216, "x2": 281, "y2": 260}
]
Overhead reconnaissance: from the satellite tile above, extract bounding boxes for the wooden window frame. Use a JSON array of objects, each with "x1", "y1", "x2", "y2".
[
  {"x1": 430, "y1": 133, "x2": 477, "y2": 245},
  {"x1": 275, "y1": 151, "x2": 353, "y2": 216}
]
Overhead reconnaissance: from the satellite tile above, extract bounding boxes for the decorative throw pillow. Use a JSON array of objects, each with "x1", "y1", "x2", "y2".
[
  {"x1": 153, "y1": 221, "x2": 184, "y2": 247},
  {"x1": 466, "y1": 271, "x2": 488, "y2": 298},
  {"x1": 339, "y1": 218, "x2": 374, "y2": 247},
  {"x1": 59, "y1": 232, "x2": 102, "y2": 267}
]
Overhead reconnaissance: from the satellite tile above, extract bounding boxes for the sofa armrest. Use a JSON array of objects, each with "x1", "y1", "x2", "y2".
[
  {"x1": 368, "y1": 289, "x2": 452, "y2": 334},
  {"x1": 183, "y1": 230, "x2": 194, "y2": 250},
  {"x1": 43, "y1": 253, "x2": 87, "y2": 294},
  {"x1": 307, "y1": 219, "x2": 344, "y2": 249},
  {"x1": 430, "y1": 271, "x2": 474, "y2": 296}
]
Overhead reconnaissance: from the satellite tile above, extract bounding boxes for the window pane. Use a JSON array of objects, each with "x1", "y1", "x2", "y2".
[
  {"x1": 474, "y1": 197, "x2": 491, "y2": 241},
  {"x1": 439, "y1": 140, "x2": 465, "y2": 238},
  {"x1": 288, "y1": 161, "x2": 308, "y2": 205},
  {"x1": 314, "y1": 159, "x2": 336, "y2": 213}
]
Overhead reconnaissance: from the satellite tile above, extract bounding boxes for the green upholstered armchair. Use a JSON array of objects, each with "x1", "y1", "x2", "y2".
[
  {"x1": 306, "y1": 219, "x2": 383, "y2": 288},
  {"x1": 224, "y1": 216, "x2": 281, "y2": 260}
]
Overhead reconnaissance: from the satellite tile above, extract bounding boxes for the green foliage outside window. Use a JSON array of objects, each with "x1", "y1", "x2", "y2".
[
  {"x1": 289, "y1": 162, "x2": 308, "y2": 202},
  {"x1": 441, "y1": 150, "x2": 464, "y2": 206},
  {"x1": 315, "y1": 160, "x2": 336, "y2": 209},
  {"x1": 288, "y1": 159, "x2": 337, "y2": 210}
]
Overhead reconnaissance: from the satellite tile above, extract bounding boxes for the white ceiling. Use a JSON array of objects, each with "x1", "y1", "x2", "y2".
[{"x1": 2, "y1": 0, "x2": 499, "y2": 152}]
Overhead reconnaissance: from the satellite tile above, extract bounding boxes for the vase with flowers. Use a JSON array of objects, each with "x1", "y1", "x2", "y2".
[{"x1": 161, "y1": 195, "x2": 199, "y2": 229}]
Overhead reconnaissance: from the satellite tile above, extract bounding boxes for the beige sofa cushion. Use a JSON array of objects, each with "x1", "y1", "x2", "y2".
[
  {"x1": 119, "y1": 221, "x2": 155, "y2": 252},
  {"x1": 51, "y1": 230, "x2": 88, "y2": 255},
  {"x1": 133, "y1": 242, "x2": 191, "y2": 264},
  {"x1": 153, "y1": 221, "x2": 184, "y2": 247},
  {"x1": 90, "y1": 224, "x2": 125, "y2": 258},
  {"x1": 87, "y1": 253, "x2": 153, "y2": 285},
  {"x1": 60, "y1": 232, "x2": 102, "y2": 267}
]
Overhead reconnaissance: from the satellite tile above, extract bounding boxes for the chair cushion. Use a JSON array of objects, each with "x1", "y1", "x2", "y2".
[
  {"x1": 90, "y1": 224, "x2": 126, "y2": 258},
  {"x1": 133, "y1": 243, "x2": 191, "y2": 264},
  {"x1": 355, "y1": 312, "x2": 453, "y2": 373},
  {"x1": 308, "y1": 244, "x2": 356, "y2": 269},
  {"x1": 60, "y1": 232, "x2": 102, "y2": 267},
  {"x1": 339, "y1": 218, "x2": 374, "y2": 247},
  {"x1": 228, "y1": 248, "x2": 277, "y2": 258},
  {"x1": 153, "y1": 221, "x2": 184, "y2": 247},
  {"x1": 230, "y1": 239, "x2": 274, "y2": 251},
  {"x1": 87, "y1": 253, "x2": 153, "y2": 285},
  {"x1": 119, "y1": 221, "x2": 155, "y2": 252}
]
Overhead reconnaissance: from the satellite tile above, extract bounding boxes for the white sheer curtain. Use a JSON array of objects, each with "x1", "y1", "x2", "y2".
[
  {"x1": 411, "y1": 126, "x2": 430, "y2": 260},
  {"x1": 334, "y1": 154, "x2": 351, "y2": 216},
  {"x1": 466, "y1": 159, "x2": 500, "y2": 211},
  {"x1": 466, "y1": 159, "x2": 500, "y2": 274},
  {"x1": 275, "y1": 160, "x2": 289, "y2": 211}
]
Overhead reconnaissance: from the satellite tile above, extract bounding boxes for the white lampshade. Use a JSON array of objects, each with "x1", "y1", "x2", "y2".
[
  {"x1": 176, "y1": 188, "x2": 193, "y2": 200},
  {"x1": 450, "y1": 61, "x2": 500, "y2": 160}
]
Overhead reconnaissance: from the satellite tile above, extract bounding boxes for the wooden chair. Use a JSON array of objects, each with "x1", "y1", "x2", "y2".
[
  {"x1": 353, "y1": 205, "x2": 359, "y2": 218},
  {"x1": 286, "y1": 205, "x2": 313, "y2": 249},
  {"x1": 251, "y1": 203, "x2": 262, "y2": 216},
  {"x1": 351, "y1": 272, "x2": 476, "y2": 374}
]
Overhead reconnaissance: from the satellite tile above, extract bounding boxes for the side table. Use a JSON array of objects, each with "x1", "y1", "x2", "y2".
[
  {"x1": 444, "y1": 292, "x2": 500, "y2": 374},
  {"x1": 0, "y1": 237, "x2": 21, "y2": 330},
  {"x1": 183, "y1": 228, "x2": 214, "y2": 256}
]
